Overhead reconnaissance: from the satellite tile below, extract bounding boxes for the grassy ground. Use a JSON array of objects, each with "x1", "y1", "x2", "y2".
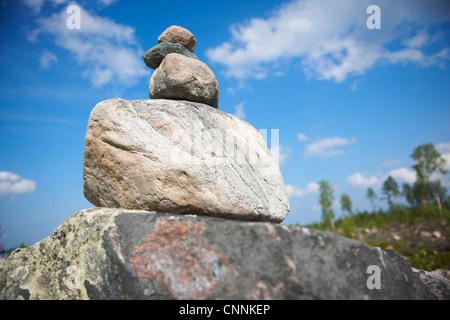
[{"x1": 306, "y1": 205, "x2": 450, "y2": 279}]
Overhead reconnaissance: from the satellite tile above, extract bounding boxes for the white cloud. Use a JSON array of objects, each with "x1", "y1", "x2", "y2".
[
  {"x1": 296, "y1": 133, "x2": 309, "y2": 141},
  {"x1": 287, "y1": 182, "x2": 320, "y2": 198},
  {"x1": 27, "y1": 4, "x2": 148, "y2": 87},
  {"x1": 348, "y1": 167, "x2": 417, "y2": 190},
  {"x1": 347, "y1": 172, "x2": 379, "y2": 188},
  {"x1": 233, "y1": 102, "x2": 246, "y2": 120},
  {"x1": 40, "y1": 50, "x2": 58, "y2": 70},
  {"x1": 388, "y1": 167, "x2": 417, "y2": 184},
  {"x1": 402, "y1": 29, "x2": 430, "y2": 48},
  {"x1": 385, "y1": 47, "x2": 449, "y2": 68},
  {"x1": 206, "y1": 0, "x2": 450, "y2": 82},
  {"x1": 0, "y1": 171, "x2": 37, "y2": 199},
  {"x1": 0, "y1": 172, "x2": 20, "y2": 181},
  {"x1": 348, "y1": 143, "x2": 450, "y2": 189},
  {"x1": 304, "y1": 136, "x2": 356, "y2": 159},
  {"x1": 436, "y1": 142, "x2": 450, "y2": 154}
]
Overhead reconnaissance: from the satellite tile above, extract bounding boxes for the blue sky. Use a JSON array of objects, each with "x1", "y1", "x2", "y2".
[{"x1": 1, "y1": 0, "x2": 449, "y2": 248}]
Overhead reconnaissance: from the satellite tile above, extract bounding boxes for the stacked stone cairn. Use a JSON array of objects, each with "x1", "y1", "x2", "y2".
[
  {"x1": 2, "y1": 26, "x2": 449, "y2": 301},
  {"x1": 82, "y1": 25, "x2": 290, "y2": 223},
  {"x1": 144, "y1": 26, "x2": 219, "y2": 108}
]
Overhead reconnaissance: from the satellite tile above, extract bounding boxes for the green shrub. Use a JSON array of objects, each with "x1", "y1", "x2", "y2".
[
  {"x1": 408, "y1": 249, "x2": 437, "y2": 272},
  {"x1": 339, "y1": 216, "x2": 356, "y2": 239}
]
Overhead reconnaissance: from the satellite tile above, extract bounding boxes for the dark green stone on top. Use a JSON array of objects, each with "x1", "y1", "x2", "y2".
[{"x1": 143, "y1": 41, "x2": 198, "y2": 70}]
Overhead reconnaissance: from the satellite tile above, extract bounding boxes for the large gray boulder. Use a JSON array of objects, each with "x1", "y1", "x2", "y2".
[
  {"x1": 83, "y1": 98, "x2": 289, "y2": 223},
  {"x1": 412, "y1": 268, "x2": 450, "y2": 299},
  {"x1": 1, "y1": 208, "x2": 447, "y2": 300}
]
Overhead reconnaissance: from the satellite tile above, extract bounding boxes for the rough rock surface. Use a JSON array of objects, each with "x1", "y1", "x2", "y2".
[
  {"x1": 149, "y1": 53, "x2": 219, "y2": 108},
  {"x1": 83, "y1": 98, "x2": 289, "y2": 223},
  {"x1": 1, "y1": 208, "x2": 446, "y2": 300},
  {"x1": 412, "y1": 268, "x2": 450, "y2": 300},
  {"x1": 143, "y1": 42, "x2": 198, "y2": 70},
  {"x1": 158, "y1": 25, "x2": 197, "y2": 53}
]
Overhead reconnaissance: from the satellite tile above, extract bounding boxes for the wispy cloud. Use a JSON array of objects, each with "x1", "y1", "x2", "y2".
[
  {"x1": 347, "y1": 167, "x2": 417, "y2": 189},
  {"x1": 206, "y1": 0, "x2": 450, "y2": 82},
  {"x1": 233, "y1": 102, "x2": 246, "y2": 120},
  {"x1": 27, "y1": 2, "x2": 148, "y2": 87},
  {"x1": 40, "y1": 49, "x2": 58, "y2": 70},
  {"x1": 402, "y1": 29, "x2": 430, "y2": 48},
  {"x1": 388, "y1": 167, "x2": 417, "y2": 184},
  {"x1": 304, "y1": 136, "x2": 356, "y2": 159},
  {"x1": 287, "y1": 182, "x2": 320, "y2": 198},
  {"x1": 296, "y1": 133, "x2": 309, "y2": 142},
  {"x1": 348, "y1": 142, "x2": 450, "y2": 190},
  {"x1": 0, "y1": 171, "x2": 37, "y2": 200},
  {"x1": 436, "y1": 141, "x2": 450, "y2": 154}
]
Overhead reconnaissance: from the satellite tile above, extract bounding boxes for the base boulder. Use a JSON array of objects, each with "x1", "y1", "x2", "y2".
[{"x1": 1, "y1": 208, "x2": 447, "y2": 300}]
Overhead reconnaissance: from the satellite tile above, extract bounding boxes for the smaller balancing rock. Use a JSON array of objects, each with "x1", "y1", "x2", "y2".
[
  {"x1": 158, "y1": 25, "x2": 197, "y2": 53},
  {"x1": 149, "y1": 53, "x2": 219, "y2": 108},
  {"x1": 143, "y1": 41, "x2": 198, "y2": 70}
]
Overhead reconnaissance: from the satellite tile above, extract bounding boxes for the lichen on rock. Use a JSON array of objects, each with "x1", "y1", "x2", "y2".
[{"x1": 0, "y1": 208, "x2": 125, "y2": 299}]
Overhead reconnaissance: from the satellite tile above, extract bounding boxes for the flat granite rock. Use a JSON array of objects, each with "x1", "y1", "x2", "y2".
[
  {"x1": 1, "y1": 208, "x2": 446, "y2": 300},
  {"x1": 82, "y1": 98, "x2": 289, "y2": 223}
]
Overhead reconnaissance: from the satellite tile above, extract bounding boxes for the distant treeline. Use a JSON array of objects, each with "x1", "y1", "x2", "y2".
[{"x1": 310, "y1": 143, "x2": 449, "y2": 230}]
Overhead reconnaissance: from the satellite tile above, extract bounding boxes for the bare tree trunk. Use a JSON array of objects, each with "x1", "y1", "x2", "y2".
[{"x1": 436, "y1": 193, "x2": 442, "y2": 214}]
